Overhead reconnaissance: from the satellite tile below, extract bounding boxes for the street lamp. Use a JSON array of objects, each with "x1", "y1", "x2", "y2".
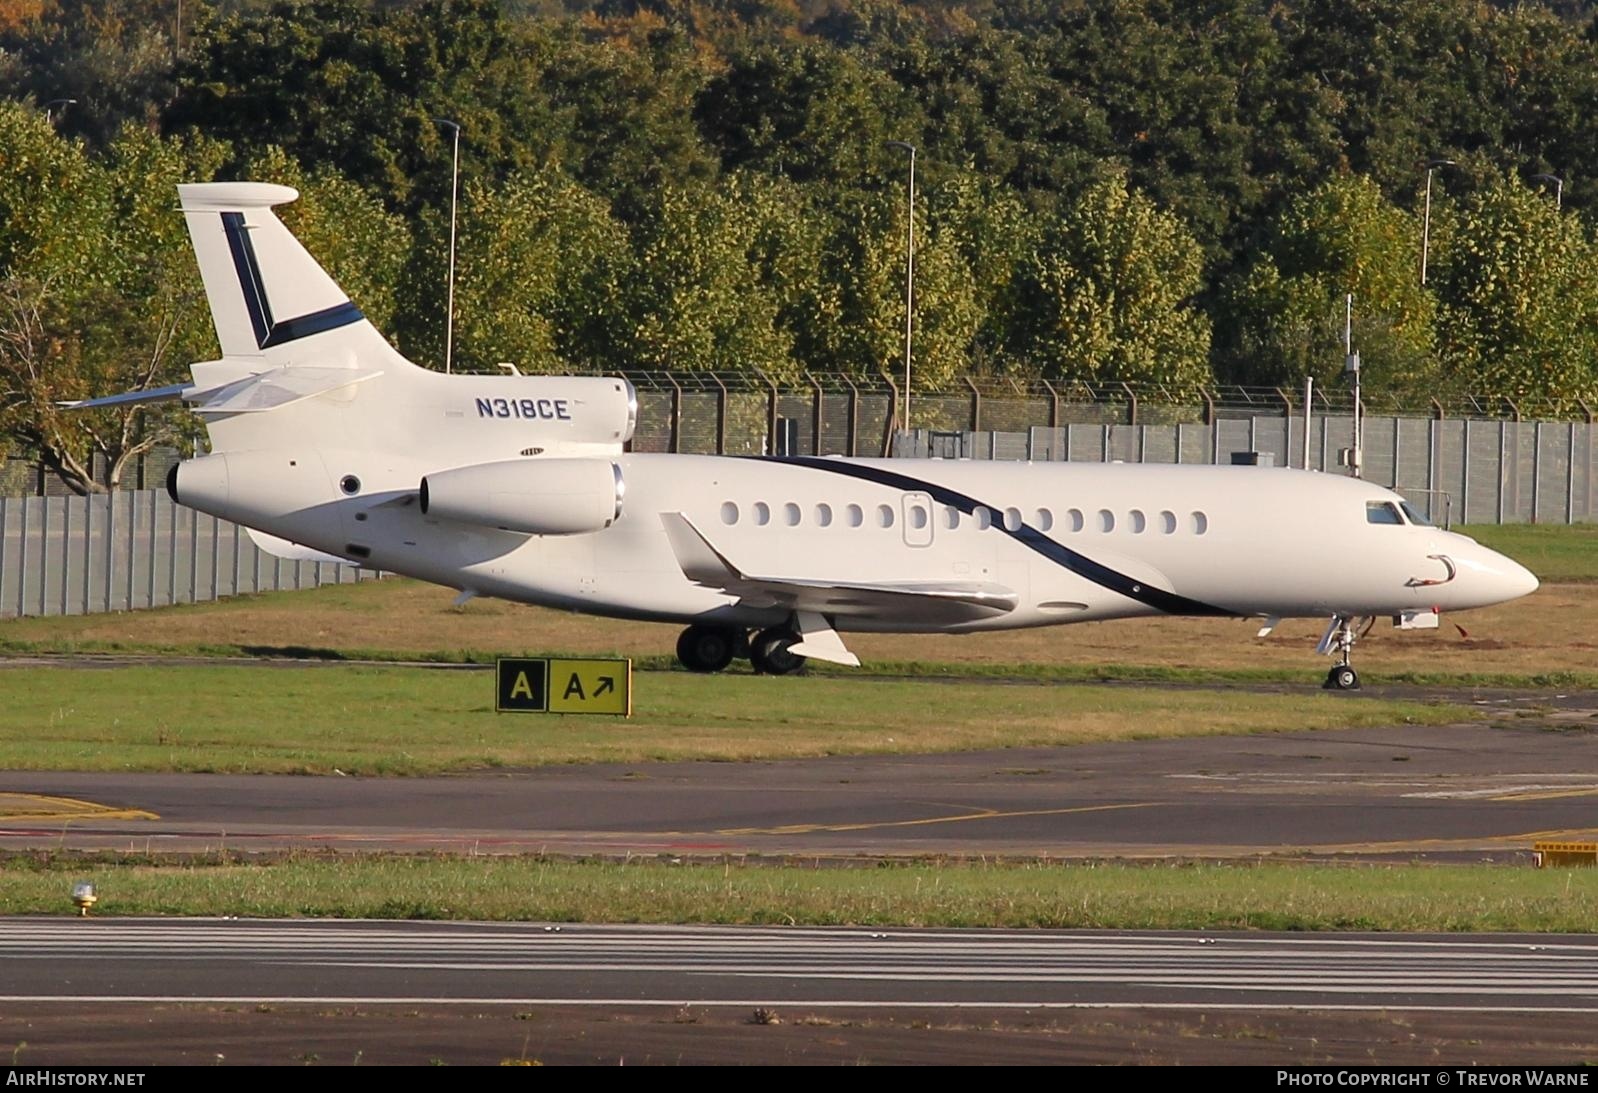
[
  {"x1": 433, "y1": 117, "x2": 461, "y2": 375},
  {"x1": 884, "y1": 141, "x2": 916, "y2": 435},
  {"x1": 1419, "y1": 158, "x2": 1455, "y2": 286},
  {"x1": 43, "y1": 98, "x2": 76, "y2": 125},
  {"x1": 1533, "y1": 173, "x2": 1564, "y2": 210}
]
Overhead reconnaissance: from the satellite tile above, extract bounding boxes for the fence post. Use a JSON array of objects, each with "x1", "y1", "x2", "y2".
[
  {"x1": 16, "y1": 494, "x2": 27, "y2": 617},
  {"x1": 843, "y1": 377, "x2": 860, "y2": 458},
  {"x1": 667, "y1": 376, "x2": 682, "y2": 454},
  {"x1": 712, "y1": 375, "x2": 728, "y2": 455},
  {"x1": 1042, "y1": 379, "x2": 1059, "y2": 429},
  {"x1": 61, "y1": 496, "x2": 71, "y2": 615},
  {"x1": 104, "y1": 491, "x2": 115, "y2": 613},
  {"x1": 37, "y1": 495, "x2": 48, "y2": 616},
  {"x1": 1497, "y1": 421, "x2": 1508, "y2": 524},
  {"x1": 1532, "y1": 421, "x2": 1543, "y2": 523},
  {"x1": 1568, "y1": 421, "x2": 1578, "y2": 525},
  {"x1": 1462, "y1": 419, "x2": 1472, "y2": 525},
  {"x1": 82, "y1": 491, "x2": 93, "y2": 613},
  {"x1": 148, "y1": 491, "x2": 157, "y2": 608},
  {"x1": 966, "y1": 377, "x2": 982, "y2": 432},
  {"x1": 810, "y1": 375, "x2": 824, "y2": 457}
]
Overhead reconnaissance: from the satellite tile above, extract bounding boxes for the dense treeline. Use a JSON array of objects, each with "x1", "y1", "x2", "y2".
[{"x1": 3, "y1": 0, "x2": 1598, "y2": 488}]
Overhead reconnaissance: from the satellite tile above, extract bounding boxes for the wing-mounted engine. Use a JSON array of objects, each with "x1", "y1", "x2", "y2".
[{"x1": 419, "y1": 458, "x2": 624, "y2": 535}]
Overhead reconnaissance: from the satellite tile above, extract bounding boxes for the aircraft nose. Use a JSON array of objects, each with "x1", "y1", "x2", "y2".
[
  {"x1": 1460, "y1": 544, "x2": 1539, "y2": 604},
  {"x1": 1499, "y1": 554, "x2": 1540, "y2": 599}
]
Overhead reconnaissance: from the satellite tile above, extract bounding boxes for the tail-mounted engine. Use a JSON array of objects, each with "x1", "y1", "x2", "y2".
[{"x1": 419, "y1": 458, "x2": 624, "y2": 535}]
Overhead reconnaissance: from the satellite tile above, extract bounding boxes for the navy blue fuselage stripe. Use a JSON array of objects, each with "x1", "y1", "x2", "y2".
[
  {"x1": 219, "y1": 212, "x2": 364, "y2": 350},
  {"x1": 766, "y1": 456, "x2": 1236, "y2": 618}
]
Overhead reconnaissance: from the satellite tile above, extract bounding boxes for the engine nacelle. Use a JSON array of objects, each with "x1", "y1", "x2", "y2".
[{"x1": 419, "y1": 458, "x2": 624, "y2": 535}]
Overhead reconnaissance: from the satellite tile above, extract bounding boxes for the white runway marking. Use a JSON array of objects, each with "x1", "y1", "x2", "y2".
[{"x1": 3, "y1": 920, "x2": 1597, "y2": 1011}]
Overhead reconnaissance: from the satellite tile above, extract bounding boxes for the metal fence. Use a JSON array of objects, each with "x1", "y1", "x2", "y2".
[
  {"x1": 0, "y1": 489, "x2": 373, "y2": 620},
  {"x1": 895, "y1": 413, "x2": 1598, "y2": 527}
]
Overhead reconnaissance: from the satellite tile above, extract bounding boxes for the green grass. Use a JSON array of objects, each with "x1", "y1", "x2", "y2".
[
  {"x1": 3, "y1": 854, "x2": 1593, "y2": 932},
  {"x1": 1460, "y1": 522, "x2": 1598, "y2": 583},
  {"x1": 0, "y1": 664, "x2": 1473, "y2": 774}
]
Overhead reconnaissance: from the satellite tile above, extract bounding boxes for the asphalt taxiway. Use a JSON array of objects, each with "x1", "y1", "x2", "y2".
[{"x1": 3, "y1": 714, "x2": 1596, "y2": 859}]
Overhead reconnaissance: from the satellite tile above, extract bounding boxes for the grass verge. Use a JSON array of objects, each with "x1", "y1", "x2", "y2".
[
  {"x1": 0, "y1": 665, "x2": 1473, "y2": 773},
  {"x1": 3, "y1": 854, "x2": 1593, "y2": 932}
]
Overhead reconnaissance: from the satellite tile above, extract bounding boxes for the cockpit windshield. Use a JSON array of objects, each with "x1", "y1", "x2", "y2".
[{"x1": 1399, "y1": 500, "x2": 1433, "y2": 527}]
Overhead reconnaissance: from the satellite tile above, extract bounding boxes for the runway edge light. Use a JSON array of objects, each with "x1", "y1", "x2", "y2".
[{"x1": 71, "y1": 881, "x2": 97, "y2": 916}]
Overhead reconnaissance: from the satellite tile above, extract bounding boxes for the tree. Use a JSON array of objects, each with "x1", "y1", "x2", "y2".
[
  {"x1": 1221, "y1": 174, "x2": 1439, "y2": 396},
  {"x1": 1006, "y1": 173, "x2": 1211, "y2": 392},
  {"x1": 617, "y1": 179, "x2": 793, "y2": 376},
  {"x1": 1430, "y1": 174, "x2": 1598, "y2": 405},
  {"x1": 0, "y1": 109, "x2": 227, "y2": 492},
  {"x1": 412, "y1": 167, "x2": 628, "y2": 374}
]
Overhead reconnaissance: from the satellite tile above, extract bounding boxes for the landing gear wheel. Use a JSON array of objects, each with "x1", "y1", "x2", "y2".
[
  {"x1": 676, "y1": 624, "x2": 737, "y2": 673},
  {"x1": 750, "y1": 627, "x2": 807, "y2": 676},
  {"x1": 1324, "y1": 664, "x2": 1360, "y2": 691}
]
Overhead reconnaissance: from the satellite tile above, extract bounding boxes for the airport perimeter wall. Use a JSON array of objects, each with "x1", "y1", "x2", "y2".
[{"x1": 0, "y1": 406, "x2": 1590, "y2": 620}]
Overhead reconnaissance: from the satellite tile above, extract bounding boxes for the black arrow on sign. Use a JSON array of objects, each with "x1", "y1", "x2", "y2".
[{"x1": 595, "y1": 676, "x2": 615, "y2": 697}]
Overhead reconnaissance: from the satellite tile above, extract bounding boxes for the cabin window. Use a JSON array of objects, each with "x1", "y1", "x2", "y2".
[
  {"x1": 944, "y1": 505, "x2": 961, "y2": 529},
  {"x1": 974, "y1": 506, "x2": 993, "y2": 530},
  {"x1": 1129, "y1": 509, "x2": 1147, "y2": 534},
  {"x1": 1366, "y1": 501, "x2": 1404, "y2": 526},
  {"x1": 909, "y1": 504, "x2": 928, "y2": 530},
  {"x1": 876, "y1": 503, "x2": 895, "y2": 528},
  {"x1": 754, "y1": 501, "x2": 771, "y2": 526},
  {"x1": 1098, "y1": 509, "x2": 1115, "y2": 533},
  {"x1": 1160, "y1": 510, "x2": 1177, "y2": 534},
  {"x1": 846, "y1": 503, "x2": 864, "y2": 527},
  {"x1": 815, "y1": 503, "x2": 833, "y2": 527},
  {"x1": 720, "y1": 501, "x2": 739, "y2": 526},
  {"x1": 1191, "y1": 511, "x2": 1209, "y2": 535},
  {"x1": 783, "y1": 502, "x2": 801, "y2": 526},
  {"x1": 1003, "y1": 507, "x2": 1023, "y2": 531},
  {"x1": 1067, "y1": 508, "x2": 1085, "y2": 533},
  {"x1": 1035, "y1": 508, "x2": 1053, "y2": 532}
]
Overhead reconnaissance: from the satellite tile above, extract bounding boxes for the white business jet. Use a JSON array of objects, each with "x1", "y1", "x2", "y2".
[{"x1": 74, "y1": 183, "x2": 1539, "y2": 689}]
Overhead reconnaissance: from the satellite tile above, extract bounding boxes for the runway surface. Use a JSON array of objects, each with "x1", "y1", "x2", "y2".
[
  {"x1": 5, "y1": 918, "x2": 1597, "y2": 1011},
  {"x1": 3, "y1": 716, "x2": 1597, "y2": 859}
]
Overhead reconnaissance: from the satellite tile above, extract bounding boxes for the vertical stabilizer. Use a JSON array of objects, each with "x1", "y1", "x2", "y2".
[{"x1": 178, "y1": 182, "x2": 366, "y2": 360}]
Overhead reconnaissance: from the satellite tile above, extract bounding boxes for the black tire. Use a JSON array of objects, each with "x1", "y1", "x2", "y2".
[
  {"x1": 750, "y1": 627, "x2": 807, "y2": 676},
  {"x1": 676, "y1": 625, "x2": 736, "y2": 673},
  {"x1": 1325, "y1": 664, "x2": 1360, "y2": 691}
]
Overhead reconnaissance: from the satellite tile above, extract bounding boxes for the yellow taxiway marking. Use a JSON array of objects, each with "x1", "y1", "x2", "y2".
[
  {"x1": 1491, "y1": 788, "x2": 1598, "y2": 802},
  {"x1": 0, "y1": 793, "x2": 157, "y2": 824},
  {"x1": 717, "y1": 802, "x2": 1152, "y2": 837},
  {"x1": 1304, "y1": 827, "x2": 1598, "y2": 856}
]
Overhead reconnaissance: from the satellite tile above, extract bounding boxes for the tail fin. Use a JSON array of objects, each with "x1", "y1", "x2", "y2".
[{"x1": 179, "y1": 182, "x2": 365, "y2": 359}]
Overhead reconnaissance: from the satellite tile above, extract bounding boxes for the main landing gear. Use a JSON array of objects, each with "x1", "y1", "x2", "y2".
[
  {"x1": 675, "y1": 623, "x2": 808, "y2": 676},
  {"x1": 1319, "y1": 614, "x2": 1373, "y2": 691}
]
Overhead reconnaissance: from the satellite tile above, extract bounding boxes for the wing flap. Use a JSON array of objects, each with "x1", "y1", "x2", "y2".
[{"x1": 659, "y1": 512, "x2": 1018, "y2": 624}]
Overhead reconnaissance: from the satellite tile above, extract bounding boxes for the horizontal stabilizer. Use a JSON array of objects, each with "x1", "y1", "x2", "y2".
[
  {"x1": 194, "y1": 367, "x2": 382, "y2": 415},
  {"x1": 61, "y1": 383, "x2": 195, "y2": 411},
  {"x1": 660, "y1": 512, "x2": 1018, "y2": 625}
]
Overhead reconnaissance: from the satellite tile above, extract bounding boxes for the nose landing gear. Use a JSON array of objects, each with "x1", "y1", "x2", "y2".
[{"x1": 1318, "y1": 615, "x2": 1373, "y2": 690}]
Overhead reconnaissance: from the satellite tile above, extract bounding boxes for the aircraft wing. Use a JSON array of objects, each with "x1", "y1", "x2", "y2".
[{"x1": 660, "y1": 512, "x2": 1018, "y2": 625}]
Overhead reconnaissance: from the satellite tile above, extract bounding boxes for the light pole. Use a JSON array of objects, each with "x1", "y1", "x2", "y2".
[
  {"x1": 1533, "y1": 173, "x2": 1564, "y2": 210},
  {"x1": 1419, "y1": 158, "x2": 1455, "y2": 285},
  {"x1": 433, "y1": 117, "x2": 461, "y2": 375},
  {"x1": 43, "y1": 98, "x2": 76, "y2": 125},
  {"x1": 884, "y1": 141, "x2": 916, "y2": 435}
]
